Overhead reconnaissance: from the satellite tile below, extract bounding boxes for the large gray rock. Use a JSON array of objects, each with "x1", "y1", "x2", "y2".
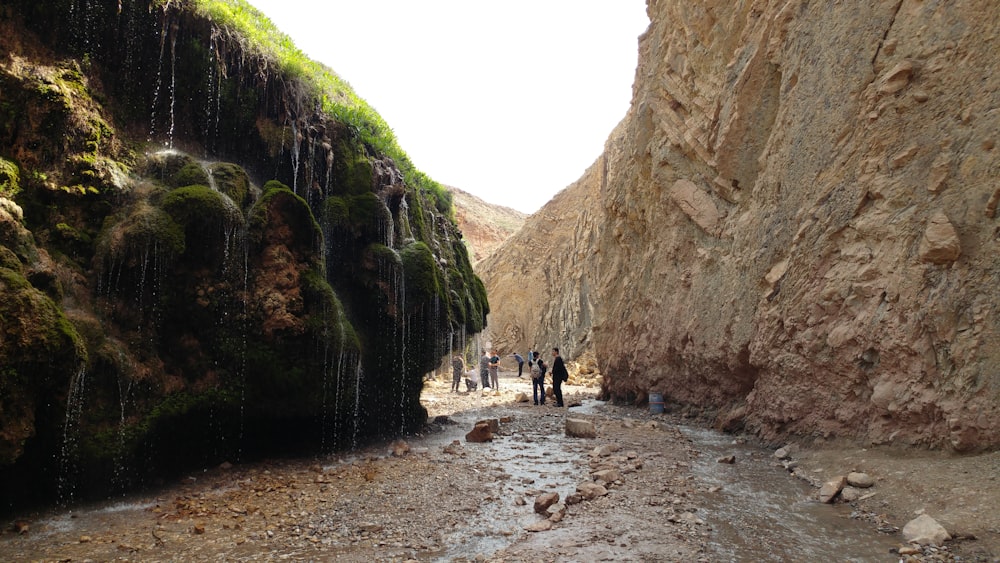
[
  {"x1": 577, "y1": 482, "x2": 609, "y2": 500},
  {"x1": 846, "y1": 472, "x2": 875, "y2": 489},
  {"x1": 902, "y1": 514, "x2": 951, "y2": 546},
  {"x1": 818, "y1": 475, "x2": 847, "y2": 503},
  {"x1": 533, "y1": 492, "x2": 560, "y2": 514},
  {"x1": 566, "y1": 418, "x2": 597, "y2": 439}
]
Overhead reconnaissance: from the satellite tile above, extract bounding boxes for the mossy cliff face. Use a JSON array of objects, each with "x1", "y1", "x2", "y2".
[{"x1": 0, "y1": 0, "x2": 487, "y2": 510}]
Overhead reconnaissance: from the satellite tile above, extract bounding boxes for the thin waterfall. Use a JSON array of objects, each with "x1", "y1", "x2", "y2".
[
  {"x1": 351, "y1": 359, "x2": 363, "y2": 450},
  {"x1": 290, "y1": 120, "x2": 301, "y2": 195},
  {"x1": 57, "y1": 366, "x2": 88, "y2": 505},
  {"x1": 167, "y1": 30, "x2": 178, "y2": 148},
  {"x1": 147, "y1": 7, "x2": 169, "y2": 143}
]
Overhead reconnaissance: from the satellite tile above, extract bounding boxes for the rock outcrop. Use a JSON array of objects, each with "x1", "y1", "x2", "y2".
[
  {"x1": 478, "y1": 157, "x2": 606, "y2": 359},
  {"x1": 0, "y1": 0, "x2": 487, "y2": 510},
  {"x1": 486, "y1": 0, "x2": 1000, "y2": 450},
  {"x1": 448, "y1": 186, "x2": 526, "y2": 265}
]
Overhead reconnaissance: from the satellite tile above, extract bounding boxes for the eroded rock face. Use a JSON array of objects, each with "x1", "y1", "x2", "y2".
[
  {"x1": 488, "y1": 1, "x2": 1000, "y2": 450},
  {"x1": 478, "y1": 159, "x2": 605, "y2": 359}
]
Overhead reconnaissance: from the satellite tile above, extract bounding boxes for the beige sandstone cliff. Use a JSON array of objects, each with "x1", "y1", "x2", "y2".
[
  {"x1": 448, "y1": 186, "x2": 526, "y2": 265},
  {"x1": 482, "y1": 0, "x2": 1000, "y2": 451}
]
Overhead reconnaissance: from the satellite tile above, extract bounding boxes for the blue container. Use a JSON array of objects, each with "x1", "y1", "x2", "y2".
[{"x1": 649, "y1": 392, "x2": 664, "y2": 414}]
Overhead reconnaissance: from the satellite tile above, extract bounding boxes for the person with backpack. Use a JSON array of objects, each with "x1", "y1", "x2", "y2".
[
  {"x1": 488, "y1": 351, "x2": 501, "y2": 393},
  {"x1": 551, "y1": 347, "x2": 568, "y2": 407},
  {"x1": 531, "y1": 351, "x2": 547, "y2": 406},
  {"x1": 479, "y1": 350, "x2": 491, "y2": 391}
]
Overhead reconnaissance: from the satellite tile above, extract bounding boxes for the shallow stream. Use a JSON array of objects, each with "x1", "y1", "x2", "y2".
[{"x1": 683, "y1": 425, "x2": 900, "y2": 562}]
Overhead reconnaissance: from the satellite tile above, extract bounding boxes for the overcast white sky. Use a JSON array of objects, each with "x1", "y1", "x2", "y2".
[{"x1": 246, "y1": 1, "x2": 649, "y2": 214}]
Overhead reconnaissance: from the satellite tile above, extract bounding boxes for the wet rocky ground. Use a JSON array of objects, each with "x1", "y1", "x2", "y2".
[{"x1": 2, "y1": 372, "x2": 998, "y2": 562}]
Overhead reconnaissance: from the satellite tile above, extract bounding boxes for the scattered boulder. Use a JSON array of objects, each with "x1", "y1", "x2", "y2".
[
  {"x1": 476, "y1": 419, "x2": 501, "y2": 433},
  {"x1": 592, "y1": 469, "x2": 622, "y2": 485},
  {"x1": 524, "y1": 519, "x2": 553, "y2": 533},
  {"x1": 840, "y1": 486, "x2": 863, "y2": 502},
  {"x1": 818, "y1": 475, "x2": 847, "y2": 503},
  {"x1": 717, "y1": 455, "x2": 736, "y2": 464},
  {"x1": 534, "y1": 492, "x2": 560, "y2": 514},
  {"x1": 13, "y1": 521, "x2": 29, "y2": 535},
  {"x1": 678, "y1": 512, "x2": 705, "y2": 526},
  {"x1": 433, "y1": 415, "x2": 454, "y2": 425},
  {"x1": 773, "y1": 447, "x2": 791, "y2": 460},
  {"x1": 465, "y1": 423, "x2": 494, "y2": 443},
  {"x1": 499, "y1": 416, "x2": 514, "y2": 424},
  {"x1": 193, "y1": 523, "x2": 206, "y2": 535},
  {"x1": 566, "y1": 418, "x2": 597, "y2": 439},
  {"x1": 846, "y1": 472, "x2": 875, "y2": 489},
  {"x1": 577, "y1": 482, "x2": 609, "y2": 500},
  {"x1": 390, "y1": 440, "x2": 411, "y2": 457},
  {"x1": 903, "y1": 514, "x2": 951, "y2": 546},
  {"x1": 547, "y1": 503, "x2": 567, "y2": 523},
  {"x1": 514, "y1": 497, "x2": 526, "y2": 507},
  {"x1": 219, "y1": 461, "x2": 234, "y2": 470},
  {"x1": 565, "y1": 493, "x2": 583, "y2": 506},
  {"x1": 443, "y1": 440, "x2": 464, "y2": 455},
  {"x1": 592, "y1": 444, "x2": 620, "y2": 457},
  {"x1": 898, "y1": 546, "x2": 922, "y2": 556},
  {"x1": 514, "y1": 392, "x2": 529, "y2": 403}
]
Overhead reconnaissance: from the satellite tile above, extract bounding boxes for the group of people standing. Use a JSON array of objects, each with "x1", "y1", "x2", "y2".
[
  {"x1": 527, "y1": 347, "x2": 568, "y2": 407},
  {"x1": 448, "y1": 346, "x2": 569, "y2": 407}
]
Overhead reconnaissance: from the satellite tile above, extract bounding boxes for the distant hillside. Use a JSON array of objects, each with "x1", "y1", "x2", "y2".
[{"x1": 449, "y1": 186, "x2": 527, "y2": 265}]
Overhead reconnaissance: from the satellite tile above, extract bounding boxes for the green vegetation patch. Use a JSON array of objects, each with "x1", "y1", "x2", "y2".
[
  {"x1": 0, "y1": 158, "x2": 20, "y2": 197},
  {"x1": 180, "y1": 0, "x2": 454, "y2": 215},
  {"x1": 208, "y1": 162, "x2": 252, "y2": 208}
]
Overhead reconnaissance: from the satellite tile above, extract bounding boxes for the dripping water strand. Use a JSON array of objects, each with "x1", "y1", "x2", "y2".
[
  {"x1": 167, "y1": 30, "x2": 178, "y2": 148},
  {"x1": 58, "y1": 366, "x2": 88, "y2": 506},
  {"x1": 148, "y1": 6, "x2": 169, "y2": 143}
]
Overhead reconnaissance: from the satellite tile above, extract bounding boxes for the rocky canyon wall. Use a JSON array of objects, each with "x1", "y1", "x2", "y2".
[
  {"x1": 478, "y1": 153, "x2": 608, "y2": 359},
  {"x1": 486, "y1": 0, "x2": 1000, "y2": 451},
  {"x1": 0, "y1": 0, "x2": 487, "y2": 510}
]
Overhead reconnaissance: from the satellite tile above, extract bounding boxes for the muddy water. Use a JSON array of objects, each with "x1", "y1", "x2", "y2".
[
  {"x1": 427, "y1": 408, "x2": 584, "y2": 562},
  {"x1": 684, "y1": 426, "x2": 900, "y2": 562}
]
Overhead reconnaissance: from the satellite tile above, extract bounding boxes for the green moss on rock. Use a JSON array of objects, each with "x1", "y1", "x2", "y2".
[
  {"x1": 163, "y1": 185, "x2": 244, "y2": 234},
  {"x1": 248, "y1": 181, "x2": 321, "y2": 257},
  {"x1": 97, "y1": 203, "x2": 185, "y2": 266},
  {"x1": 400, "y1": 241, "x2": 441, "y2": 308},
  {"x1": 208, "y1": 163, "x2": 252, "y2": 208},
  {"x1": 0, "y1": 158, "x2": 21, "y2": 197},
  {"x1": 172, "y1": 162, "x2": 211, "y2": 188}
]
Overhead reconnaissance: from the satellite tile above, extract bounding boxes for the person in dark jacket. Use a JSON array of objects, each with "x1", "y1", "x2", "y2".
[
  {"x1": 551, "y1": 347, "x2": 568, "y2": 407},
  {"x1": 531, "y1": 351, "x2": 546, "y2": 405},
  {"x1": 450, "y1": 354, "x2": 464, "y2": 393},
  {"x1": 479, "y1": 351, "x2": 491, "y2": 390}
]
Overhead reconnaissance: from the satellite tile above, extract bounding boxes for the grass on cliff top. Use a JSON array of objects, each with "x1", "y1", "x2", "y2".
[{"x1": 176, "y1": 0, "x2": 453, "y2": 217}]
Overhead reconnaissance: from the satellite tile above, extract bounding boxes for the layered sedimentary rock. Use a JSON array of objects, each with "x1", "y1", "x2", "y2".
[
  {"x1": 479, "y1": 156, "x2": 606, "y2": 360},
  {"x1": 0, "y1": 0, "x2": 487, "y2": 509},
  {"x1": 448, "y1": 186, "x2": 526, "y2": 265},
  {"x1": 486, "y1": 0, "x2": 1000, "y2": 450}
]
